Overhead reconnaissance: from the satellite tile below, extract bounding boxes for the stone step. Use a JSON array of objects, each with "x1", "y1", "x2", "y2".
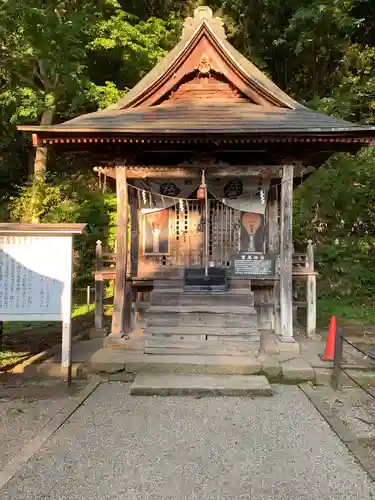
[
  {"x1": 146, "y1": 312, "x2": 258, "y2": 328},
  {"x1": 86, "y1": 349, "x2": 263, "y2": 375},
  {"x1": 144, "y1": 326, "x2": 260, "y2": 336},
  {"x1": 130, "y1": 373, "x2": 273, "y2": 397}
]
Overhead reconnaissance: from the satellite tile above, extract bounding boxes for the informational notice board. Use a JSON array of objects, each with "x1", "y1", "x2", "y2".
[
  {"x1": 0, "y1": 224, "x2": 85, "y2": 384},
  {"x1": 232, "y1": 252, "x2": 276, "y2": 277},
  {"x1": 0, "y1": 234, "x2": 72, "y2": 321}
]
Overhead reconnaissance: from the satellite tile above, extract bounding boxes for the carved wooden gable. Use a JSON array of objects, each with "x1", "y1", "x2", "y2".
[
  {"x1": 114, "y1": 7, "x2": 300, "y2": 111},
  {"x1": 160, "y1": 70, "x2": 252, "y2": 104}
]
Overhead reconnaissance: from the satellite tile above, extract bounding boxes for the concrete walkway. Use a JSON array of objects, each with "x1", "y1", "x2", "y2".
[{"x1": 0, "y1": 384, "x2": 373, "y2": 500}]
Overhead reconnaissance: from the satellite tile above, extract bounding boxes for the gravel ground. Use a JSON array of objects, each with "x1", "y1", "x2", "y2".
[
  {"x1": 0, "y1": 383, "x2": 374, "y2": 500},
  {"x1": 308, "y1": 382, "x2": 375, "y2": 464},
  {"x1": 0, "y1": 376, "x2": 87, "y2": 471}
]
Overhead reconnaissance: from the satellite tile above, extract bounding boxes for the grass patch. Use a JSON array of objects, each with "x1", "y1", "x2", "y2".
[
  {"x1": 0, "y1": 349, "x2": 30, "y2": 368},
  {"x1": 3, "y1": 303, "x2": 95, "y2": 335},
  {"x1": 317, "y1": 297, "x2": 375, "y2": 328},
  {"x1": 72, "y1": 303, "x2": 95, "y2": 318},
  {"x1": 0, "y1": 302, "x2": 96, "y2": 370}
]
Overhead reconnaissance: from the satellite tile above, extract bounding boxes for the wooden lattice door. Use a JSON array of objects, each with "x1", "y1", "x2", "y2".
[
  {"x1": 173, "y1": 200, "x2": 204, "y2": 267},
  {"x1": 173, "y1": 199, "x2": 241, "y2": 268},
  {"x1": 207, "y1": 200, "x2": 242, "y2": 267}
]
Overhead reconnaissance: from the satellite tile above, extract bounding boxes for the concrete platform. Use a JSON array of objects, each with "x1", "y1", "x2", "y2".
[
  {"x1": 130, "y1": 373, "x2": 273, "y2": 396},
  {"x1": 87, "y1": 349, "x2": 262, "y2": 376}
]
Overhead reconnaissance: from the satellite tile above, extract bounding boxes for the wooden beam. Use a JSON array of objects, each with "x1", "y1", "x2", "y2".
[
  {"x1": 280, "y1": 164, "x2": 294, "y2": 339},
  {"x1": 100, "y1": 165, "x2": 315, "y2": 180},
  {"x1": 110, "y1": 165, "x2": 129, "y2": 337}
]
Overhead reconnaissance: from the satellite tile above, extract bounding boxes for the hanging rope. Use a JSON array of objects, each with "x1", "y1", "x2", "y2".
[
  {"x1": 124, "y1": 171, "x2": 310, "y2": 205},
  {"x1": 125, "y1": 180, "x2": 263, "y2": 204}
]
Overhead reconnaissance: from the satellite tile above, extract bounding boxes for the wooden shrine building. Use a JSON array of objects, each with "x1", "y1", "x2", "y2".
[{"x1": 19, "y1": 6, "x2": 375, "y2": 356}]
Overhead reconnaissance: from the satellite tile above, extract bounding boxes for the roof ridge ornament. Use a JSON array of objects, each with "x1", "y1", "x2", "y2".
[{"x1": 182, "y1": 6, "x2": 226, "y2": 40}]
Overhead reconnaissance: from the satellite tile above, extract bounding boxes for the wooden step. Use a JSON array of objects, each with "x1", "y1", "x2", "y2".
[
  {"x1": 150, "y1": 293, "x2": 255, "y2": 307},
  {"x1": 151, "y1": 288, "x2": 254, "y2": 295},
  {"x1": 144, "y1": 345, "x2": 260, "y2": 356},
  {"x1": 147, "y1": 304, "x2": 257, "y2": 314},
  {"x1": 144, "y1": 326, "x2": 259, "y2": 336},
  {"x1": 154, "y1": 279, "x2": 253, "y2": 290},
  {"x1": 146, "y1": 312, "x2": 258, "y2": 328},
  {"x1": 144, "y1": 338, "x2": 260, "y2": 352}
]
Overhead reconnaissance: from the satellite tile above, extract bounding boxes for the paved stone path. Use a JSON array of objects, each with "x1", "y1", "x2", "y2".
[{"x1": 0, "y1": 383, "x2": 374, "y2": 500}]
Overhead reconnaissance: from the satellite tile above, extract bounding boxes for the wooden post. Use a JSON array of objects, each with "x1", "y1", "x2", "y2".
[
  {"x1": 130, "y1": 191, "x2": 139, "y2": 277},
  {"x1": 61, "y1": 235, "x2": 73, "y2": 386},
  {"x1": 110, "y1": 165, "x2": 129, "y2": 338},
  {"x1": 129, "y1": 191, "x2": 139, "y2": 330},
  {"x1": 306, "y1": 239, "x2": 314, "y2": 271},
  {"x1": 273, "y1": 281, "x2": 281, "y2": 335},
  {"x1": 267, "y1": 189, "x2": 279, "y2": 254},
  {"x1": 94, "y1": 240, "x2": 104, "y2": 329},
  {"x1": 280, "y1": 164, "x2": 294, "y2": 339},
  {"x1": 306, "y1": 239, "x2": 316, "y2": 338},
  {"x1": 332, "y1": 327, "x2": 344, "y2": 390}
]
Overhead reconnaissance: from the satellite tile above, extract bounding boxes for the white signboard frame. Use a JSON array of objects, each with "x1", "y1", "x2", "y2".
[{"x1": 0, "y1": 223, "x2": 85, "y2": 382}]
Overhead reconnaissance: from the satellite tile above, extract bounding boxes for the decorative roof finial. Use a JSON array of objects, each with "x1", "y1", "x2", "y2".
[
  {"x1": 197, "y1": 53, "x2": 211, "y2": 75},
  {"x1": 182, "y1": 6, "x2": 226, "y2": 40}
]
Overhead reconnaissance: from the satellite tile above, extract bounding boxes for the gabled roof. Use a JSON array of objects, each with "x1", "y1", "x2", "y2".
[
  {"x1": 109, "y1": 6, "x2": 303, "y2": 111},
  {"x1": 18, "y1": 6, "x2": 375, "y2": 145}
]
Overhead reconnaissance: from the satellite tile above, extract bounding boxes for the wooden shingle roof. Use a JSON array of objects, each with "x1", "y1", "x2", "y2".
[{"x1": 27, "y1": 102, "x2": 375, "y2": 136}]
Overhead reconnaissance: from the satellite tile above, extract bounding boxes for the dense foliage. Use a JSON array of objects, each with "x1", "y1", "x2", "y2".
[{"x1": 1, "y1": 0, "x2": 375, "y2": 301}]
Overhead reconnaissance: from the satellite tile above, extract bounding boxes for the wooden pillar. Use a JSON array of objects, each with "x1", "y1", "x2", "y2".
[
  {"x1": 110, "y1": 165, "x2": 129, "y2": 338},
  {"x1": 129, "y1": 190, "x2": 139, "y2": 331},
  {"x1": 94, "y1": 240, "x2": 104, "y2": 330},
  {"x1": 267, "y1": 188, "x2": 279, "y2": 254},
  {"x1": 130, "y1": 190, "x2": 139, "y2": 277},
  {"x1": 306, "y1": 239, "x2": 316, "y2": 338},
  {"x1": 280, "y1": 164, "x2": 294, "y2": 339}
]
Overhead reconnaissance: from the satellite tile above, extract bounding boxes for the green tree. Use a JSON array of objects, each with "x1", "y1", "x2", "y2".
[{"x1": 0, "y1": 0, "x2": 114, "y2": 177}]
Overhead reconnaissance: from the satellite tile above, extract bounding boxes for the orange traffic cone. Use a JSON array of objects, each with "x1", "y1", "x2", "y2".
[{"x1": 320, "y1": 316, "x2": 336, "y2": 361}]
